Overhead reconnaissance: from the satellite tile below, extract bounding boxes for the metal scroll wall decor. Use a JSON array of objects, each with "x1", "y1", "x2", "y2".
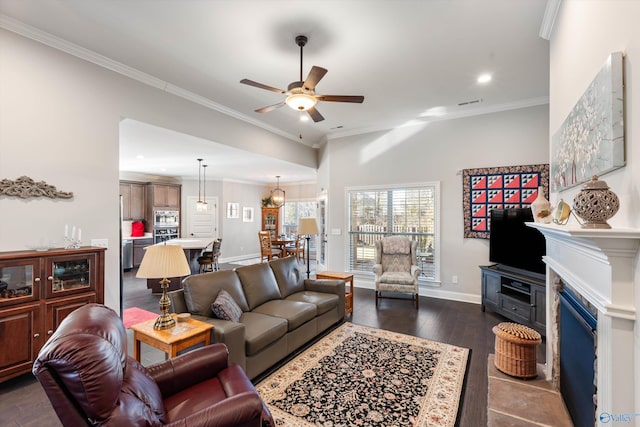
[
  {"x1": 550, "y1": 51, "x2": 625, "y2": 192},
  {"x1": 0, "y1": 176, "x2": 73, "y2": 199}
]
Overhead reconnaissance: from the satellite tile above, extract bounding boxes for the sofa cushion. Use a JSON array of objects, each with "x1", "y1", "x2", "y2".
[
  {"x1": 252, "y1": 300, "x2": 317, "y2": 331},
  {"x1": 211, "y1": 289, "x2": 242, "y2": 322},
  {"x1": 183, "y1": 270, "x2": 249, "y2": 316},
  {"x1": 235, "y1": 263, "x2": 282, "y2": 310},
  {"x1": 269, "y1": 256, "x2": 305, "y2": 298},
  {"x1": 285, "y1": 291, "x2": 339, "y2": 316},
  {"x1": 240, "y1": 312, "x2": 288, "y2": 356}
]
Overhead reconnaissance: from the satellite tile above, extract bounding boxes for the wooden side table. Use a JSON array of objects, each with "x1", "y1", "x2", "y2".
[
  {"x1": 130, "y1": 314, "x2": 214, "y2": 362},
  {"x1": 316, "y1": 271, "x2": 354, "y2": 315}
]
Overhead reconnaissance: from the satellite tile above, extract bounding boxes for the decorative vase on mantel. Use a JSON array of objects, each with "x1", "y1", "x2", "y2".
[
  {"x1": 530, "y1": 186, "x2": 552, "y2": 224},
  {"x1": 572, "y1": 175, "x2": 620, "y2": 229}
]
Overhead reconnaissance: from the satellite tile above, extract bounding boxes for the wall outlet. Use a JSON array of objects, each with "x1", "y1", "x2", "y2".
[
  {"x1": 452, "y1": 275, "x2": 458, "y2": 284},
  {"x1": 91, "y1": 238, "x2": 108, "y2": 249}
]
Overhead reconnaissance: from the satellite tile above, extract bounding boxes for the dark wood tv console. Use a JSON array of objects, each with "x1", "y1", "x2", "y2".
[{"x1": 480, "y1": 264, "x2": 546, "y2": 336}]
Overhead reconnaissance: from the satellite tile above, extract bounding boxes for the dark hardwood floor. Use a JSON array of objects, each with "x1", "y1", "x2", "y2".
[{"x1": 0, "y1": 261, "x2": 545, "y2": 426}]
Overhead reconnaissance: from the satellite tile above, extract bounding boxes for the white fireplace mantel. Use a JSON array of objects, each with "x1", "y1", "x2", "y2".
[{"x1": 528, "y1": 223, "x2": 640, "y2": 423}]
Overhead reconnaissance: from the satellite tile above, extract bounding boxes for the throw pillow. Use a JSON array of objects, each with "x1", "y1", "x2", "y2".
[{"x1": 211, "y1": 289, "x2": 242, "y2": 322}]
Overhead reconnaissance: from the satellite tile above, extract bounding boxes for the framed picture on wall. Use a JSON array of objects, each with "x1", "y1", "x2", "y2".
[
  {"x1": 227, "y1": 202, "x2": 239, "y2": 219},
  {"x1": 243, "y1": 207, "x2": 254, "y2": 222}
]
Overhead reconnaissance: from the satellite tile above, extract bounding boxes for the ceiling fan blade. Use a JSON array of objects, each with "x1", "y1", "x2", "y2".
[
  {"x1": 255, "y1": 102, "x2": 285, "y2": 113},
  {"x1": 303, "y1": 66, "x2": 328, "y2": 91},
  {"x1": 307, "y1": 106, "x2": 324, "y2": 122},
  {"x1": 316, "y1": 95, "x2": 364, "y2": 103},
  {"x1": 240, "y1": 79, "x2": 286, "y2": 94}
]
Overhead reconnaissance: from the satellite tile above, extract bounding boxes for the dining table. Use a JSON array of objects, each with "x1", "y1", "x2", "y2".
[{"x1": 271, "y1": 237, "x2": 294, "y2": 254}]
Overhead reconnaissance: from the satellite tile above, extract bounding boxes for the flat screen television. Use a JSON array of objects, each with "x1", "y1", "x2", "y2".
[{"x1": 489, "y1": 208, "x2": 546, "y2": 277}]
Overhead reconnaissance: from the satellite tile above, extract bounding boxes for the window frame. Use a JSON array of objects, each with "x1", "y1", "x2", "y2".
[{"x1": 344, "y1": 181, "x2": 441, "y2": 285}]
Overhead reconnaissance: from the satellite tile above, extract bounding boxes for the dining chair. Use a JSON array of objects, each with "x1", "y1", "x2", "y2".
[
  {"x1": 259, "y1": 231, "x2": 281, "y2": 262},
  {"x1": 285, "y1": 234, "x2": 305, "y2": 263}
]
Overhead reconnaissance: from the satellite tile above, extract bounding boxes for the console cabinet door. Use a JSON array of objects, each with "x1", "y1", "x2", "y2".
[
  {"x1": 481, "y1": 270, "x2": 501, "y2": 311},
  {"x1": 532, "y1": 285, "x2": 546, "y2": 331},
  {"x1": 44, "y1": 293, "x2": 97, "y2": 341},
  {"x1": 44, "y1": 252, "x2": 98, "y2": 299},
  {"x1": 0, "y1": 303, "x2": 41, "y2": 382}
]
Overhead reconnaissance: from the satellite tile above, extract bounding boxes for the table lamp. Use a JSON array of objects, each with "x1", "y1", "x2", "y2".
[
  {"x1": 136, "y1": 244, "x2": 191, "y2": 329},
  {"x1": 298, "y1": 217, "x2": 319, "y2": 279}
]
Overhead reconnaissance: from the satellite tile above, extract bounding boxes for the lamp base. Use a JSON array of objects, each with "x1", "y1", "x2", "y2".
[
  {"x1": 154, "y1": 277, "x2": 176, "y2": 330},
  {"x1": 153, "y1": 313, "x2": 176, "y2": 330}
]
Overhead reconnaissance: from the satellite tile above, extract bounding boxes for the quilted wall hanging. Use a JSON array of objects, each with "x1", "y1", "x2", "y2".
[{"x1": 463, "y1": 164, "x2": 549, "y2": 239}]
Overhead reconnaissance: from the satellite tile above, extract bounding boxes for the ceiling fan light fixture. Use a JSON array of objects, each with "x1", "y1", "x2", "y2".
[{"x1": 285, "y1": 93, "x2": 317, "y2": 111}]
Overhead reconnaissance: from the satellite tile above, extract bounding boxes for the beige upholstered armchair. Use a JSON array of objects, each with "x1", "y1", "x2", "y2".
[{"x1": 373, "y1": 236, "x2": 421, "y2": 309}]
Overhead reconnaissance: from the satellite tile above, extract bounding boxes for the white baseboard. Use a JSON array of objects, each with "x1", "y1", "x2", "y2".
[
  {"x1": 219, "y1": 253, "x2": 261, "y2": 264},
  {"x1": 353, "y1": 276, "x2": 481, "y2": 305}
]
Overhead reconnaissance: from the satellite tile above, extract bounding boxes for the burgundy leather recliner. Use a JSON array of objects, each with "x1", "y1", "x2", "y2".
[{"x1": 32, "y1": 303, "x2": 274, "y2": 427}]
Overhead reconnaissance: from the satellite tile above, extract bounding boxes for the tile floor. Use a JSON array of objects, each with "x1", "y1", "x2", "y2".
[{"x1": 487, "y1": 354, "x2": 573, "y2": 426}]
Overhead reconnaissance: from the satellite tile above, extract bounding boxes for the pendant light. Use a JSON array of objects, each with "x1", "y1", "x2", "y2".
[
  {"x1": 271, "y1": 175, "x2": 285, "y2": 208},
  {"x1": 201, "y1": 164, "x2": 208, "y2": 211},
  {"x1": 196, "y1": 158, "x2": 205, "y2": 212}
]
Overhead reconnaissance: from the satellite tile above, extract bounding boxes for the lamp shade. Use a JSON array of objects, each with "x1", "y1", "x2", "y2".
[
  {"x1": 298, "y1": 217, "x2": 319, "y2": 235},
  {"x1": 136, "y1": 244, "x2": 191, "y2": 279}
]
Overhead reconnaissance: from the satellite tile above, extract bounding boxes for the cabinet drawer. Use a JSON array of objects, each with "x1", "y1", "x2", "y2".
[{"x1": 499, "y1": 295, "x2": 532, "y2": 323}]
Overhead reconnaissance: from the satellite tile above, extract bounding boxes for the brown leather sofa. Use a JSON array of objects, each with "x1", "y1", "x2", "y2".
[
  {"x1": 32, "y1": 303, "x2": 274, "y2": 427},
  {"x1": 169, "y1": 255, "x2": 345, "y2": 380}
]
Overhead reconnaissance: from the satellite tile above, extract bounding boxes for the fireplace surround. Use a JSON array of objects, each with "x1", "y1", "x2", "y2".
[{"x1": 528, "y1": 223, "x2": 640, "y2": 424}]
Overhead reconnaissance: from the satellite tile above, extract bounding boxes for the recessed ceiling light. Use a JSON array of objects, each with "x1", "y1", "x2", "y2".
[
  {"x1": 477, "y1": 73, "x2": 492, "y2": 84},
  {"x1": 300, "y1": 114, "x2": 309, "y2": 122},
  {"x1": 136, "y1": 154, "x2": 145, "y2": 159}
]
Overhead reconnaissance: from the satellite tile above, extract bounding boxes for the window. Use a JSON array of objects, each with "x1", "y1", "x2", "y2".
[
  {"x1": 347, "y1": 183, "x2": 439, "y2": 282},
  {"x1": 283, "y1": 200, "x2": 318, "y2": 250}
]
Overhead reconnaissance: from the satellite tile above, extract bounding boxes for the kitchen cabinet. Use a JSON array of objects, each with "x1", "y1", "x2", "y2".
[
  {"x1": 0, "y1": 247, "x2": 105, "y2": 383},
  {"x1": 133, "y1": 238, "x2": 153, "y2": 268},
  {"x1": 120, "y1": 181, "x2": 146, "y2": 221},
  {"x1": 148, "y1": 183, "x2": 181, "y2": 209},
  {"x1": 261, "y1": 207, "x2": 280, "y2": 238}
]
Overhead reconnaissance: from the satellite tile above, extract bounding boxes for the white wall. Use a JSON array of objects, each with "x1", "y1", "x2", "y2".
[
  {"x1": 0, "y1": 28, "x2": 317, "y2": 312},
  {"x1": 550, "y1": 0, "x2": 640, "y2": 415},
  {"x1": 319, "y1": 105, "x2": 549, "y2": 302}
]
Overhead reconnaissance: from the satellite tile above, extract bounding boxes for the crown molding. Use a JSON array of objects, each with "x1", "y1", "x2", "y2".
[
  {"x1": 539, "y1": 0, "x2": 561, "y2": 40},
  {"x1": 0, "y1": 14, "x2": 302, "y2": 145}
]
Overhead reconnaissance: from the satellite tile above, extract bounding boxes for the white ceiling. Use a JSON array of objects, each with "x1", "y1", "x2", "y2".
[{"x1": 0, "y1": 0, "x2": 551, "y2": 184}]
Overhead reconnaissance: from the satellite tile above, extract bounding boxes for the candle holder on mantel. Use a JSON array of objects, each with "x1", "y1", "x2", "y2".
[{"x1": 572, "y1": 175, "x2": 620, "y2": 229}]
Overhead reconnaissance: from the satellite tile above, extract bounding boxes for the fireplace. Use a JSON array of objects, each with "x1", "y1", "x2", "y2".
[
  {"x1": 528, "y1": 223, "x2": 640, "y2": 424},
  {"x1": 559, "y1": 285, "x2": 597, "y2": 425}
]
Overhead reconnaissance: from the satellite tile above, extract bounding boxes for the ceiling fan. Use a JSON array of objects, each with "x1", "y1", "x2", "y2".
[{"x1": 240, "y1": 35, "x2": 364, "y2": 123}]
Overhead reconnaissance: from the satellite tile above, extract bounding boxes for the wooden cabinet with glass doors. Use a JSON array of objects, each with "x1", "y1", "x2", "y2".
[
  {"x1": 261, "y1": 207, "x2": 280, "y2": 238},
  {"x1": 0, "y1": 247, "x2": 105, "y2": 383}
]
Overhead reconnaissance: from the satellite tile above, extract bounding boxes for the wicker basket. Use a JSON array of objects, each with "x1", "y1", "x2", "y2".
[{"x1": 493, "y1": 322, "x2": 542, "y2": 379}]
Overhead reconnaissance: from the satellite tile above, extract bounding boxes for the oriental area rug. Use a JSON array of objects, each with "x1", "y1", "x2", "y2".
[{"x1": 256, "y1": 322, "x2": 469, "y2": 426}]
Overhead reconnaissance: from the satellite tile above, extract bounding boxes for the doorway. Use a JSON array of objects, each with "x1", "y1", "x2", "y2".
[{"x1": 186, "y1": 196, "x2": 218, "y2": 239}]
